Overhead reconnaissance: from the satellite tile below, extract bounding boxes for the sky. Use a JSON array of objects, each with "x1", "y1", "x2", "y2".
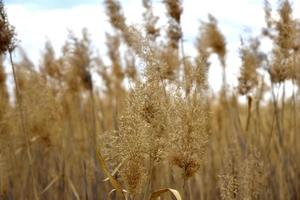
[
  {"x1": 5, "y1": 0, "x2": 100, "y2": 9},
  {"x1": 4, "y1": 0, "x2": 300, "y2": 93}
]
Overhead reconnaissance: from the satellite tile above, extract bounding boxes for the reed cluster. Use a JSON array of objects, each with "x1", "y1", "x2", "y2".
[{"x1": 0, "y1": 0, "x2": 300, "y2": 199}]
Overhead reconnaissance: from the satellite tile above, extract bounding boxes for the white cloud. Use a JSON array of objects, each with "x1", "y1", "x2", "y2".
[{"x1": 7, "y1": 4, "x2": 111, "y2": 63}]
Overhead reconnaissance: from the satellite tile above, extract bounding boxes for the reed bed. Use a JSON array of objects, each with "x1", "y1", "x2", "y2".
[{"x1": 0, "y1": 0, "x2": 300, "y2": 199}]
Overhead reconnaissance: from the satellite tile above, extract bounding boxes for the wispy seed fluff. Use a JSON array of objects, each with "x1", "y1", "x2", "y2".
[
  {"x1": 169, "y1": 93, "x2": 210, "y2": 178},
  {"x1": 0, "y1": 0, "x2": 16, "y2": 53},
  {"x1": 104, "y1": 0, "x2": 126, "y2": 31},
  {"x1": 113, "y1": 81, "x2": 170, "y2": 194},
  {"x1": 142, "y1": 0, "x2": 160, "y2": 41},
  {"x1": 105, "y1": 0, "x2": 171, "y2": 80},
  {"x1": 263, "y1": 0, "x2": 297, "y2": 83},
  {"x1": 238, "y1": 38, "x2": 264, "y2": 95},
  {"x1": 161, "y1": 0, "x2": 182, "y2": 80},
  {"x1": 198, "y1": 14, "x2": 226, "y2": 67},
  {"x1": 164, "y1": 0, "x2": 183, "y2": 49},
  {"x1": 276, "y1": 0, "x2": 296, "y2": 53}
]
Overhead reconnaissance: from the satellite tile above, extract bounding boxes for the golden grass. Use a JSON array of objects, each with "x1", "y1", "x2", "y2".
[{"x1": 1, "y1": 0, "x2": 300, "y2": 199}]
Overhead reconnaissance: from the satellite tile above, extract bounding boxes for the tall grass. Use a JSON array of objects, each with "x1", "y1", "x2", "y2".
[{"x1": 1, "y1": 0, "x2": 300, "y2": 199}]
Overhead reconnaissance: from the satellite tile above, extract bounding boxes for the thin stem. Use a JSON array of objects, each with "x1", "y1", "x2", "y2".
[
  {"x1": 9, "y1": 51, "x2": 39, "y2": 200},
  {"x1": 271, "y1": 83, "x2": 283, "y2": 148},
  {"x1": 246, "y1": 96, "x2": 252, "y2": 132},
  {"x1": 143, "y1": 155, "x2": 154, "y2": 200},
  {"x1": 183, "y1": 178, "x2": 189, "y2": 200},
  {"x1": 281, "y1": 82, "x2": 285, "y2": 136},
  {"x1": 90, "y1": 89, "x2": 100, "y2": 200},
  {"x1": 90, "y1": 89, "x2": 98, "y2": 161},
  {"x1": 291, "y1": 54, "x2": 297, "y2": 138},
  {"x1": 222, "y1": 66, "x2": 227, "y2": 98}
]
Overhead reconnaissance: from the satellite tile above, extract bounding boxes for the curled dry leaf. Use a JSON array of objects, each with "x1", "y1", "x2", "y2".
[{"x1": 150, "y1": 188, "x2": 182, "y2": 200}]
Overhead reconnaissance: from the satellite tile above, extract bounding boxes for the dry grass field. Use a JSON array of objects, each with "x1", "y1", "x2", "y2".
[{"x1": 0, "y1": 0, "x2": 300, "y2": 199}]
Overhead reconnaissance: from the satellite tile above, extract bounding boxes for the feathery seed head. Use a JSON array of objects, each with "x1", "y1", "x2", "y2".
[
  {"x1": 169, "y1": 94, "x2": 210, "y2": 179},
  {"x1": 238, "y1": 38, "x2": 263, "y2": 95},
  {"x1": 198, "y1": 15, "x2": 226, "y2": 67},
  {"x1": 0, "y1": 1, "x2": 16, "y2": 54}
]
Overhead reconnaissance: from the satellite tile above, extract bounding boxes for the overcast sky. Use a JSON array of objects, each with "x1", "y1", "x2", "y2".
[{"x1": 4, "y1": 0, "x2": 300, "y2": 92}]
